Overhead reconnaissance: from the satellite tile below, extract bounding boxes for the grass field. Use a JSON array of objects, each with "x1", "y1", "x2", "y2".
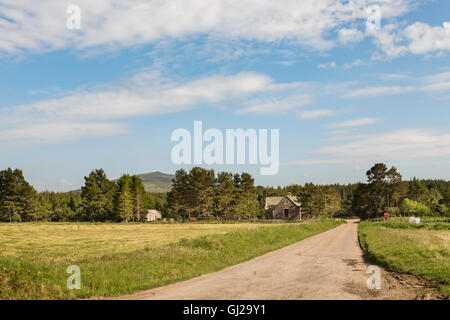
[
  {"x1": 359, "y1": 220, "x2": 450, "y2": 295},
  {"x1": 0, "y1": 219, "x2": 343, "y2": 299}
]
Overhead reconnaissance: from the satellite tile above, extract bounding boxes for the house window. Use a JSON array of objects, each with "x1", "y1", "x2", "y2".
[{"x1": 284, "y1": 209, "x2": 289, "y2": 218}]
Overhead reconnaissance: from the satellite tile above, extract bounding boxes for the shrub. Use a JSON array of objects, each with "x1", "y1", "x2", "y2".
[
  {"x1": 400, "y1": 198, "x2": 431, "y2": 216},
  {"x1": 387, "y1": 207, "x2": 400, "y2": 216}
]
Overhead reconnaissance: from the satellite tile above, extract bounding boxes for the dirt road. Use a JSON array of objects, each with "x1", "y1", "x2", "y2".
[{"x1": 117, "y1": 220, "x2": 433, "y2": 300}]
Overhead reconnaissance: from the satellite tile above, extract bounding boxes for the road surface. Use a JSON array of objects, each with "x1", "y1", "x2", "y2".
[{"x1": 117, "y1": 220, "x2": 431, "y2": 300}]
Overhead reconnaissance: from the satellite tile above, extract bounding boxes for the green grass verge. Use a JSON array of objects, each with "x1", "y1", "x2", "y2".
[
  {"x1": 0, "y1": 219, "x2": 344, "y2": 299},
  {"x1": 358, "y1": 220, "x2": 450, "y2": 296}
]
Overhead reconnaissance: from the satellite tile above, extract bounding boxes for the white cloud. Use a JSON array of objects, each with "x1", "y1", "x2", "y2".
[
  {"x1": 1, "y1": 71, "x2": 272, "y2": 123},
  {"x1": 326, "y1": 134, "x2": 369, "y2": 141},
  {"x1": 367, "y1": 23, "x2": 408, "y2": 58},
  {"x1": 0, "y1": 0, "x2": 413, "y2": 55},
  {"x1": 0, "y1": 122, "x2": 127, "y2": 146},
  {"x1": 0, "y1": 70, "x2": 314, "y2": 144},
  {"x1": 282, "y1": 159, "x2": 347, "y2": 166},
  {"x1": 318, "y1": 61, "x2": 336, "y2": 69},
  {"x1": 237, "y1": 94, "x2": 313, "y2": 115},
  {"x1": 338, "y1": 28, "x2": 364, "y2": 45},
  {"x1": 298, "y1": 109, "x2": 336, "y2": 119},
  {"x1": 329, "y1": 117, "x2": 381, "y2": 128},
  {"x1": 378, "y1": 73, "x2": 409, "y2": 80},
  {"x1": 344, "y1": 86, "x2": 414, "y2": 98},
  {"x1": 421, "y1": 71, "x2": 450, "y2": 83},
  {"x1": 315, "y1": 129, "x2": 450, "y2": 161},
  {"x1": 405, "y1": 22, "x2": 450, "y2": 54},
  {"x1": 343, "y1": 70, "x2": 450, "y2": 99},
  {"x1": 367, "y1": 20, "x2": 450, "y2": 58},
  {"x1": 286, "y1": 129, "x2": 450, "y2": 166},
  {"x1": 343, "y1": 59, "x2": 364, "y2": 69},
  {"x1": 422, "y1": 81, "x2": 450, "y2": 92}
]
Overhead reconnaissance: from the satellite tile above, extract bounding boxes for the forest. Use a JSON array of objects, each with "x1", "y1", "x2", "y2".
[{"x1": 0, "y1": 163, "x2": 449, "y2": 222}]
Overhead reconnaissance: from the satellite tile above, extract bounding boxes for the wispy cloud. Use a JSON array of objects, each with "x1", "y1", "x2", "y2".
[
  {"x1": 318, "y1": 62, "x2": 336, "y2": 69},
  {"x1": 0, "y1": 122, "x2": 127, "y2": 146},
  {"x1": 316, "y1": 129, "x2": 450, "y2": 160},
  {"x1": 329, "y1": 117, "x2": 381, "y2": 128},
  {"x1": 0, "y1": 70, "x2": 314, "y2": 145},
  {"x1": 405, "y1": 22, "x2": 450, "y2": 54},
  {"x1": 344, "y1": 86, "x2": 414, "y2": 99},
  {"x1": 237, "y1": 94, "x2": 313, "y2": 115},
  {"x1": 285, "y1": 129, "x2": 450, "y2": 167},
  {"x1": 0, "y1": 0, "x2": 415, "y2": 56},
  {"x1": 298, "y1": 109, "x2": 336, "y2": 120},
  {"x1": 343, "y1": 70, "x2": 450, "y2": 99},
  {"x1": 338, "y1": 28, "x2": 364, "y2": 45},
  {"x1": 343, "y1": 59, "x2": 365, "y2": 69}
]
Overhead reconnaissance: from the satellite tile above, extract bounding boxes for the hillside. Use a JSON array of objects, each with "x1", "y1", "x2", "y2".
[
  {"x1": 68, "y1": 171, "x2": 174, "y2": 193},
  {"x1": 135, "y1": 171, "x2": 174, "y2": 192}
]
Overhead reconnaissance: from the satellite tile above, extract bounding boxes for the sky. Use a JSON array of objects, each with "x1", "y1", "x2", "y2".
[{"x1": 0, "y1": 0, "x2": 450, "y2": 191}]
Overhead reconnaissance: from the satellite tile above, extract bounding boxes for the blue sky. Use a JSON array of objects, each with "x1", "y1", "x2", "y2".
[{"x1": 1, "y1": 0, "x2": 450, "y2": 191}]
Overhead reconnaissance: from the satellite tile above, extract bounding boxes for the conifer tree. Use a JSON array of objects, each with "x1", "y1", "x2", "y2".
[
  {"x1": 0, "y1": 168, "x2": 38, "y2": 222},
  {"x1": 80, "y1": 169, "x2": 114, "y2": 221},
  {"x1": 130, "y1": 175, "x2": 148, "y2": 222},
  {"x1": 113, "y1": 174, "x2": 134, "y2": 222}
]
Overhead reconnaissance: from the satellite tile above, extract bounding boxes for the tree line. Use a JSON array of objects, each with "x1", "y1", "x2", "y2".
[
  {"x1": 0, "y1": 168, "x2": 166, "y2": 222},
  {"x1": 1, "y1": 164, "x2": 449, "y2": 222},
  {"x1": 167, "y1": 167, "x2": 261, "y2": 219},
  {"x1": 260, "y1": 163, "x2": 450, "y2": 219}
]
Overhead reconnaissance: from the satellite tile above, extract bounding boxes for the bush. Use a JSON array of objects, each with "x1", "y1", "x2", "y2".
[
  {"x1": 435, "y1": 204, "x2": 450, "y2": 217},
  {"x1": 387, "y1": 207, "x2": 400, "y2": 216},
  {"x1": 400, "y1": 198, "x2": 431, "y2": 216}
]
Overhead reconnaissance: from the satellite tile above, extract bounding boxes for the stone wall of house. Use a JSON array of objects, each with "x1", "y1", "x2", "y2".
[{"x1": 272, "y1": 197, "x2": 301, "y2": 220}]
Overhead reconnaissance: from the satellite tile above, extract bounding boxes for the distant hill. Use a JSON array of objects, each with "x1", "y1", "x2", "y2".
[
  {"x1": 135, "y1": 172, "x2": 174, "y2": 193},
  {"x1": 69, "y1": 171, "x2": 174, "y2": 193}
]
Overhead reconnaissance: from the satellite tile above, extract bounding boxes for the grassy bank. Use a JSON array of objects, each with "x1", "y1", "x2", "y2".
[
  {"x1": 358, "y1": 220, "x2": 450, "y2": 295},
  {"x1": 0, "y1": 219, "x2": 343, "y2": 299}
]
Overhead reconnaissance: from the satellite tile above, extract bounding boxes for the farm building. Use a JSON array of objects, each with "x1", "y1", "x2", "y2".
[
  {"x1": 144, "y1": 209, "x2": 162, "y2": 222},
  {"x1": 265, "y1": 193, "x2": 302, "y2": 220}
]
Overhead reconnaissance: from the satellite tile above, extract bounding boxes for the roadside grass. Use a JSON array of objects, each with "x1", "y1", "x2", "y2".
[
  {"x1": 377, "y1": 217, "x2": 450, "y2": 231},
  {"x1": 0, "y1": 219, "x2": 344, "y2": 299},
  {"x1": 359, "y1": 220, "x2": 450, "y2": 296}
]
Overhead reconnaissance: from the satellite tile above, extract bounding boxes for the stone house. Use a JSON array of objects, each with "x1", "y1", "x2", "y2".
[
  {"x1": 144, "y1": 209, "x2": 162, "y2": 222},
  {"x1": 264, "y1": 193, "x2": 302, "y2": 220}
]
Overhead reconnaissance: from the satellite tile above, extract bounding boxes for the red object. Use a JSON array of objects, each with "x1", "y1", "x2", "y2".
[{"x1": 383, "y1": 212, "x2": 389, "y2": 221}]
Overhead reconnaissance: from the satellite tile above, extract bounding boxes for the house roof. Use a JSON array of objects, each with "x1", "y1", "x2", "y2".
[
  {"x1": 265, "y1": 195, "x2": 301, "y2": 210},
  {"x1": 264, "y1": 197, "x2": 284, "y2": 210},
  {"x1": 286, "y1": 195, "x2": 301, "y2": 207},
  {"x1": 147, "y1": 209, "x2": 161, "y2": 215}
]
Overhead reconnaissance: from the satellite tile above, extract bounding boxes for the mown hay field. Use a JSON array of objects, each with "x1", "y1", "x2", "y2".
[
  {"x1": 0, "y1": 222, "x2": 277, "y2": 263},
  {"x1": 0, "y1": 220, "x2": 344, "y2": 299}
]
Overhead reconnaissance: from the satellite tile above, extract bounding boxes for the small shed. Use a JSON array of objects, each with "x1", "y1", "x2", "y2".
[{"x1": 145, "y1": 209, "x2": 162, "y2": 222}]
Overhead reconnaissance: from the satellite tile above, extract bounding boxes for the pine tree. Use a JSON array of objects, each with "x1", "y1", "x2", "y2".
[
  {"x1": 188, "y1": 167, "x2": 215, "y2": 219},
  {"x1": 113, "y1": 175, "x2": 134, "y2": 222},
  {"x1": 215, "y1": 172, "x2": 237, "y2": 219},
  {"x1": 237, "y1": 173, "x2": 260, "y2": 219},
  {"x1": 366, "y1": 163, "x2": 402, "y2": 217},
  {"x1": 167, "y1": 169, "x2": 190, "y2": 219},
  {"x1": 130, "y1": 175, "x2": 148, "y2": 222},
  {"x1": 0, "y1": 168, "x2": 38, "y2": 222},
  {"x1": 80, "y1": 169, "x2": 115, "y2": 221}
]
